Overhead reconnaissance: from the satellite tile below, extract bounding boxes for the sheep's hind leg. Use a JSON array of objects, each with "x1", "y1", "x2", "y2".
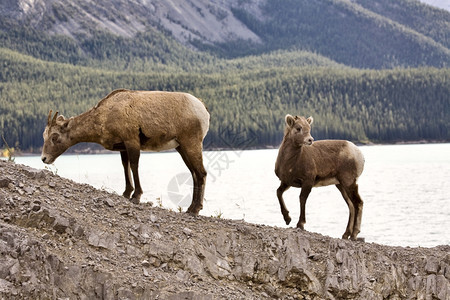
[
  {"x1": 176, "y1": 143, "x2": 206, "y2": 215},
  {"x1": 350, "y1": 184, "x2": 363, "y2": 240},
  {"x1": 126, "y1": 145, "x2": 143, "y2": 204},
  {"x1": 120, "y1": 151, "x2": 134, "y2": 199},
  {"x1": 277, "y1": 183, "x2": 291, "y2": 225},
  {"x1": 336, "y1": 184, "x2": 355, "y2": 239}
]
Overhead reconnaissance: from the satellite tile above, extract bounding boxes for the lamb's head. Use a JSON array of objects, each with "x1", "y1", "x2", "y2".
[
  {"x1": 284, "y1": 114, "x2": 314, "y2": 147},
  {"x1": 41, "y1": 110, "x2": 72, "y2": 164}
]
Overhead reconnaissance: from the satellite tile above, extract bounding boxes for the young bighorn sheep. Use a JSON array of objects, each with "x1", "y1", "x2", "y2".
[
  {"x1": 275, "y1": 114, "x2": 365, "y2": 240},
  {"x1": 41, "y1": 89, "x2": 210, "y2": 214}
]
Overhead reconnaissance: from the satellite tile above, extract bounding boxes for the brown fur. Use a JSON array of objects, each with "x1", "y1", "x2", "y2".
[
  {"x1": 42, "y1": 89, "x2": 210, "y2": 214},
  {"x1": 275, "y1": 114, "x2": 365, "y2": 240}
]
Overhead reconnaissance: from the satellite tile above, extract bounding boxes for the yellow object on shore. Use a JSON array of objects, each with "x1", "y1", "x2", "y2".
[{"x1": 2, "y1": 147, "x2": 14, "y2": 158}]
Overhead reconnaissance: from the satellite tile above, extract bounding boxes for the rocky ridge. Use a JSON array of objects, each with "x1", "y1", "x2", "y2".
[
  {"x1": 0, "y1": 0, "x2": 263, "y2": 45},
  {"x1": 0, "y1": 159, "x2": 449, "y2": 299}
]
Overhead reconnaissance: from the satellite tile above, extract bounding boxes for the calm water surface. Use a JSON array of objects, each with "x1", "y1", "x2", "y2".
[{"x1": 13, "y1": 143, "x2": 450, "y2": 248}]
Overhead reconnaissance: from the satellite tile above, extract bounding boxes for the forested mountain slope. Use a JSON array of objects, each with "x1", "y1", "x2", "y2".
[
  {"x1": 356, "y1": 0, "x2": 449, "y2": 48},
  {"x1": 224, "y1": 0, "x2": 450, "y2": 68},
  {"x1": 1, "y1": 47, "x2": 448, "y2": 151}
]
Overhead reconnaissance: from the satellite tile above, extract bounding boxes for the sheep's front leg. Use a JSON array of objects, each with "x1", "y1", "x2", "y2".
[
  {"x1": 120, "y1": 151, "x2": 134, "y2": 199},
  {"x1": 277, "y1": 182, "x2": 291, "y2": 225},
  {"x1": 297, "y1": 185, "x2": 312, "y2": 230},
  {"x1": 126, "y1": 145, "x2": 143, "y2": 204}
]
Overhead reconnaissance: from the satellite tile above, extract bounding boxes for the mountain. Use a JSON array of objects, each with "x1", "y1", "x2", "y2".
[
  {"x1": 1, "y1": 0, "x2": 449, "y2": 69},
  {"x1": 0, "y1": 0, "x2": 449, "y2": 151},
  {"x1": 0, "y1": 0, "x2": 261, "y2": 44},
  {"x1": 420, "y1": 0, "x2": 450, "y2": 11}
]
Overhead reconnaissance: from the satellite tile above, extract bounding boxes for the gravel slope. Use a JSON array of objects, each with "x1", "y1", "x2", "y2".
[{"x1": 0, "y1": 159, "x2": 449, "y2": 299}]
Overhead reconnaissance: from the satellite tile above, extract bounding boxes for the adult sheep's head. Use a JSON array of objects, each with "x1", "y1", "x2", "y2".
[
  {"x1": 284, "y1": 114, "x2": 314, "y2": 147},
  {"x1": 41, "y1": 110, "x2": 72, "y2": 164}
]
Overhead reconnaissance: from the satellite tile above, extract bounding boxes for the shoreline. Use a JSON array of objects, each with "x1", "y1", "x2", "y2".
[{"x1": 4, "y1": 139, "x2": 450, "y2": 157}]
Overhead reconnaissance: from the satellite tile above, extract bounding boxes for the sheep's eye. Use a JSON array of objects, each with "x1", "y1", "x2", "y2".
[
  {"x1": 51, "y1": 134, "x2": 59, "y2": 143},
  {"x1": 296, "y1": 126, "x2": 302, "y2": 132}
]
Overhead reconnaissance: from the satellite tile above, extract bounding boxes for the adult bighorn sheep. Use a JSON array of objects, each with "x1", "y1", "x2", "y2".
[
  {"x1": 275, "y1": 114, "x2": 365, "y2": 240},
  {"x1": 41, "y1": 89, "x2": 210, "y2": 214}
]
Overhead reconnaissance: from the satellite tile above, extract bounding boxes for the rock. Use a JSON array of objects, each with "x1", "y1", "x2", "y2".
[
  {"x1": 53, "y1": 216, "x2": 70, "y2": 234},
  {"x1": 103, "y1": 198, "x2": 114, "y2": 207},
  {"x1": 167, "y1": 291, "x2": 214, "y2": 300},
  {"x1": 435, "y1": 275, "x2": 449, "y2": 300},
  {"x1": 22, "y1": 167, "x2": 46, "y2": 179},
  {"x1": 336, "y1": 248, "x2": 345, "y2": 264},
  {"x1": 31, "y1": 201, "x2": 41, "y2": 212},
  {"x1": 88, "y1": 230, "x2": 120, "y2": 250},
  {"x1": 150, "y1": 214, "x2": 158, "y2": 223},
  {"x1": 0, "y1": 177, "x2": 11, "y2": 188},
  {"x1": 183, "y1": 227, "x2": 193, "y2": 236},
  {"x1": 175, "y1": 269, "x2": 190, "y2": 281},
  {"x1": 195, "y1": 244, "x2": 231, "y2": 279},
  {"x1": 425, "y1": 257, "x2": 439, "y2": 274},
  {"x1": 0, "y1": 278, "x2": 12, "y2": 290}
]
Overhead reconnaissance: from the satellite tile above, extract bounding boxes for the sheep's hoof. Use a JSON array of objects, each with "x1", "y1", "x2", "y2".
[
  {"x1": 284, "y1": 215, "x2": 291, "y2": 225},
  {"x1": 129, "y1": 197, "x2": 140, "y2": 205},
  {"x1": 186, "y1": 208, "x2": 200, "y2": 215},
  {"x1": 186, "y1": 205, "x2": 201, "y2": 215},
  {"x1": 296, "y1": 222, "x2": 305, "y2": 230},
  {"x1": 122, "y1": 187, "x2": 134, "y2": 199},
  {"x1": 348, "y1": 234, "x2": 362, "y2": 241}
]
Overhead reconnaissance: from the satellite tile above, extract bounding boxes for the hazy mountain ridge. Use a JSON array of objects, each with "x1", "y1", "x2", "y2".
[
  {"x1": 354, "y1": 0, "x2": 450, "y2": 48},
  {"x1": 226, "y1": 0, "x2": 450, "y2": 68},
  {"x1": 0, "y1": 0, "x2": 263, "y2": 44},
  {"x1": 419, "y1": 0, "x2": 450, "y2": 11},
  {"x1": 1, "y1": 0, "x2": 449, "y2": 69}
]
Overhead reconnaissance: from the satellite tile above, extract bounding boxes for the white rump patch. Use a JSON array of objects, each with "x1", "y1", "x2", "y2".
[
  {"x1": 346, "y1": 141, "x2": 365, "y2": 178},
  {"x1": 186, "y1": 94, "x2": 210, "y2": 138}
]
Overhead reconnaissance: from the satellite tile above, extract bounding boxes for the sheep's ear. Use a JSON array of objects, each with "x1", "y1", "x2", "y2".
[
  {"x1": 65, "y1": 117, "x2": 74, "y2": 129},
  {"x1": 56, "y1": 115, "x2": 65, "y2": 122},
  {"x1": 306, "y1": 116, "x2": 314, "y2": 125},
  {"x1": 59, "y1": 117, "x2": 73, "y2": 130},
  {"x1": 285, "y1": 114, "x2": 296, "y2": 127}
]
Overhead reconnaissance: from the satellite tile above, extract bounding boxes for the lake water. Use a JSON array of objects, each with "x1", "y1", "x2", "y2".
[{"x1": 11, "y1": 143, "x2": 450, "y2": 248}]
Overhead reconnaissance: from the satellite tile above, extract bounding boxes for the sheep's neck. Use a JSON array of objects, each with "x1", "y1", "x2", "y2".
[
  {"x1": 275, "y1": 138, "x2": 303, "y2": 175},
  {"x1": 68, "y1": 110, "x2": 102, "y2": 145},
  {"x1": 280, "y1": 138, "x2": 303, "y2": 159}
]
